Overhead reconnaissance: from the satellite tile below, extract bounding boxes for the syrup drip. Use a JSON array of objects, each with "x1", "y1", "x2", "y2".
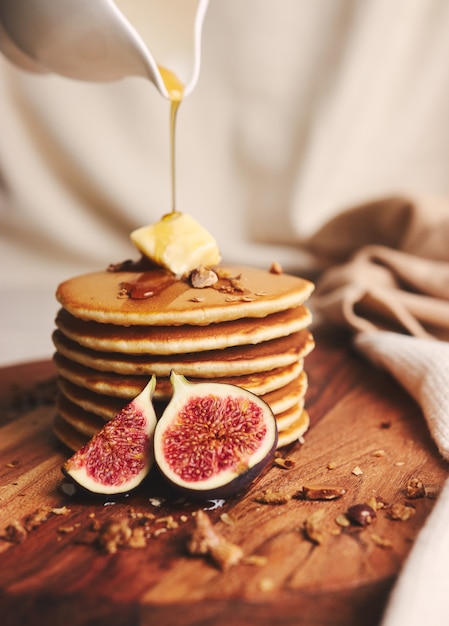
[
  {"x1": 120, "y1": 272, "x2": 177, "y2": 299},
  {"x1": 158, "y1": 65, "x2": 184, "y2": 213}
]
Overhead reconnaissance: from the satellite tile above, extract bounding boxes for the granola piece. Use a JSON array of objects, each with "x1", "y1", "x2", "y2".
[
  {"x1": 97, "y1": 519, "x2": 133, "y2": 554},
  {"x1": 405, "y1": 478, "x2": 426, "y2": 499},
  {"x1": 24, "y1": 505, "x2": 53, "y2": 531},
  {"x1": 303, "y1": 510, "x2": 326, "y2": 545},
  {"x1": 299, "y1": 484, "x2": 346, "y2": 501},
  {"x1": 3, "y1": 520, "x2": 28, "y2": 543},
  {"x1": 255, "y1": 489, "x2": 291, "y2": 505},
  {"x1": 387, "y1": 503, "x2": 416, "y2": 521},
  {"x1": 186, "y1": 510, "x2": 243, "y2": 571},
  {"x1": 269, "y1": 262, "x2": 283, "y2": 275}
]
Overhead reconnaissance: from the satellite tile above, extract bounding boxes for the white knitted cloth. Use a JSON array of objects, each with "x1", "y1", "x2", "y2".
[{"x1": 354, "y1": 331, "x2": 449, "y2": 626}]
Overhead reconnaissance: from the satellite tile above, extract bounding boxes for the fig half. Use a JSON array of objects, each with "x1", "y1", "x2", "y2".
[
  {"x1": 62, "y1": 377, "x2": 157, "y2": 495},
  {"x1": 154, "y1": 372, "x2": 278, "y2": 499}
]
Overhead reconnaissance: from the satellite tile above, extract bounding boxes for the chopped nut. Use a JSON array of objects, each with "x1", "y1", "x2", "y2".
[
  {"x1": 186, "y1": 510, "x2": 243, "y2": 571},
  {"x1": 189, "y1": 296, "x2": 205, "y2": 303},
  {"x1": 303, "y1": 510, "x2": 326, "y2": 545},
  {"x1": 395, "y1": 461, "x2": 405, "y2": 467},
  {"x1": 388, "y1": 503, "x2": 415, "y2": 522},
  {"x1": 405, "y1": 478, "x2": 426, "y2": 499},
  {"x1": 335, "y1": 514, "x2": 351, "y2": 528},
  {"x1": 299, "y1": 484, "x2": 346, "y2": 501},
  {"x1": 372, "y1": 449, "x2": 386, "y2": 457},
  {"x1": 3, "y1": 520, "x2": 28, "y2": 543},
  {"x1": 219, "y1": 513, "x2": 236, "y2": 526},
  {"x1": 255, "y1": 489, "x2": 291, "y2": 505},
  {"x1": 156, "y1": 515, "x2": 179, "y2": 530},
  {"x1": 242, "y1": 555, "x2": 268, "y2": 566},
  {"x1": 58, "y1": 524, "x2": 80, "y2": 534},
  {"x1": 351, "y1": 466, "x2": 363, "y2": 476},
  {"x1": 128, "y1": 527, "x2": 147, "y2": 548},
  {"x1": 274, "y1": 457, "x2": 295, "y2": 469},
  {"x1": 346, "y1": 504, "x2": 376, "y2": 526},
  {"x1": 269, "y1": 261, "x2": 283, "y2": 275},
  {"x1": 24, "y1": 506, "x2": 53, "y2": 531},
  {"x1": 190, "y1": 266, "x2": 218, "y2": 289},
  {"x1": 327, "y1": 462, "x2": 337, "y2": 470},
  {"x1": 370, "y1": 533, "x2": 393, "y2": 549},
  {"x1": 96, "y1": 519, "x2": 133, "y2": 554}
]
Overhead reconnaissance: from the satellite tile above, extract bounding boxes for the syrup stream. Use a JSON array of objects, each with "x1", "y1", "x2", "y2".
[{"x1": 158, "y1": 66, "x2": 184, "y2": 213}]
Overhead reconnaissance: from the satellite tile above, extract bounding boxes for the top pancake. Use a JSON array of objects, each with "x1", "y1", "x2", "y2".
[{"x1": 56, "y1": 264, "x2": 315, "y2": 326}]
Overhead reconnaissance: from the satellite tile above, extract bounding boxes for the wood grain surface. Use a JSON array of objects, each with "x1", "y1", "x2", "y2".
[{"x1": 0, "y1": 327, "x2": 447, "y2": 626}]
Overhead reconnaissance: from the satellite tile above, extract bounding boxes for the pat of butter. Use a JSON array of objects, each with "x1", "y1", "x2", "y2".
[{"x1": 130, "y1": 212, "x2": 221, "y2": 277}]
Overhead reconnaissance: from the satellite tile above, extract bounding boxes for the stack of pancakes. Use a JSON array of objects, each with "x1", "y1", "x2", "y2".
[{"x1": 52, "y1": 264, "x2": 315, "y2": 451}]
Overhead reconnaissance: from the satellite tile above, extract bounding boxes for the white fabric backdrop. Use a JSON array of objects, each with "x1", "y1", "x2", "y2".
[{"x1": 2, "y1": 0, "x2": 449, "y2": 364}]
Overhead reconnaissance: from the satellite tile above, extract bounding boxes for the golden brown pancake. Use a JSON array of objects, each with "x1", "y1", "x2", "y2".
[
  {"x1": 58, "y1": 371, "x2": 308, "y2": 422},
  {"x1": 55, "y1": 306, "x2": 312, "y2": 355},
  {"x1": 54, "y1": 352, "x2": 304, "y2": 400},
  {"x1": 277, "y1": 410, "x2": 310, "y2": 447},
  {"x1": 56, "y1": 265, "x2": 315, "y2": 326},
  {"x1": 52, "y1": 328, "x2": 314, "y2": 377},
  {"x1": 52, "y1": 262, "x2": 315, "y2": 451}
]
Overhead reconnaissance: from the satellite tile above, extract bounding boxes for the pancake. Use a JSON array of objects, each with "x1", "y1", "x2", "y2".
[
  {"x1": 58, "y1": 372, "x2": 308, "y2": 422},
  {"x1": 52, "y1": 261, "x2": 315, "y2": 452},
  {"x1": 56, "y1": 265, "x2": 315, "y2": 326},
  {"x1": 54, "y1": 352, "x2": 304, "y2": 400},
  {"x1": 276, "y1": 410, "x2": 310, "y2": 447},
  {"x1": 52, "y1": 328, "x2": 315, "y2": 377},
  {"x1": 55, "y1": 305, "x2": 312, "y2": 355}
]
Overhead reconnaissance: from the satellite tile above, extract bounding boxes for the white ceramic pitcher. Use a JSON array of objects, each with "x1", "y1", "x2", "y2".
[{"x1": 0, "y1": 0, "x2": 209, "y2": 98}]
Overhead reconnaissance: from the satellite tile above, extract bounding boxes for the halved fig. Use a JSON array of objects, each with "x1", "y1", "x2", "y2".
[
  {"x1": 154, "y1": 372, "x2": 278, "y2": 499},
  {"x1": 62, "y1": 377, "x2": 157, "y2": 495}
]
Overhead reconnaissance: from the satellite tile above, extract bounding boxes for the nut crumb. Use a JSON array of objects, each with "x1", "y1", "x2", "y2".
[
  {"x1": 219, "y1": 513, "x2": 236, "y2": 526},
  {"x1": 243, "y1": 555, "x2": 268, "y2": 567},
  {"x1": 371, "y1": 533, "x2": 393, "y2": 549},
  {"x1": 255, "y1": 489, "x2": 291, "y2": 505},
  {"x1": 186, "y1": 510, "x2": 243, "y2": 571},
  {"x1": 327, "y1": 462, "x2": 337, "y2": 470},
  {"x1": 352, "y1": 466, "x2": 363, "y2": 476},
  {"x1": 335, "y1": 514, "x2": 350, "y2": 528},
  {"x1": 388, "y1": 503, "x2": 416, "y2": 522},
  {"x1": 269, "y1": 262, "x2": 283, "y2": 275},
  {"x1": 299, "y1": 484, "x2": 346, "y2": 501},
  {"x1": 189, "y1": 296, "x2": 205, "y2": 303},
  {"x1": 303, "y1": 510, "x2": 326, "y2": 545},
  {"x1": 274, "y1": 457, "x2": 295, "y2": 469},
  {"x1": 372, "y1": 449, "x2": 386, "y2": 457},
  {"x1": 3, "y1": 520, "x2": 28, "y2": 543},
  {"x1": 405, "y1": 478, "x2": 426, "y2": 499}
]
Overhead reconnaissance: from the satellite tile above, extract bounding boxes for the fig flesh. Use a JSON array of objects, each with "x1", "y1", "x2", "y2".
[
  {"x1": 154, "y1": 372, "x2": 278, "y2": 499},
  {"x1": 62, "y1": 377, "x2": 157, "y2": 495}
]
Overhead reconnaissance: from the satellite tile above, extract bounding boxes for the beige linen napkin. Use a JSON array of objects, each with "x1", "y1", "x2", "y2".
[{"x1": 306, "y1": 195, "x2": 449, "y2": 625}]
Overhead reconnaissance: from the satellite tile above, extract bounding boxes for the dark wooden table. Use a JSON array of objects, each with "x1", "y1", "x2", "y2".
[{"x1": 0, "y1": 326, "x2": 447, "y2": 626}]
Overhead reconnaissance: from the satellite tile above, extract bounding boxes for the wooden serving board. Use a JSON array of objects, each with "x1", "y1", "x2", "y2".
[{"x1": 0, "y1": 326, "x2": 447, "y2": 626}]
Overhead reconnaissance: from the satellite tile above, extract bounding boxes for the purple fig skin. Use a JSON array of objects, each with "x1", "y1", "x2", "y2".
[{"x1": 154, "y1": 372, "x2": 279, "y2": 501}]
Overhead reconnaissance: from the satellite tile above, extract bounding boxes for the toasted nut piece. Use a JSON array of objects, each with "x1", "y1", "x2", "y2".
[
  {"x1": 300, "y1": 484, "x2": 346, "y2": 501},
  {"x1": 387, "y1": 503, "x2": 415, "y2": 521},
  {"x1": 303, "y1": 510, "x2": 326, "y2": 545},
  {"x1": 187, "y1": 510, "x2": 243, "y2": 570},
  {"x1": 347, "y1": 504, "x2": 376, "y2": 526},
  {"x1": 335, "y1": 514, "x2": 350, "y2": 528},
  {"x1": 274, "y1": 457, "x2": 295, "y2": 469},
  {"x1": 371, "y1": 533, "x2": 393, "y2": 549},
  {"x1": 269, "y1": 261, "x2": 283, "y2": 275},
  {"x1": 405, "y1": 478, "x2": 426, "y2": 499},
  {"x1": 190, "y1": 266, "x2": 218, "y2": 288},
  {"x1": 255, "y1": 489, "x2": 291, "y2": 505}
]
